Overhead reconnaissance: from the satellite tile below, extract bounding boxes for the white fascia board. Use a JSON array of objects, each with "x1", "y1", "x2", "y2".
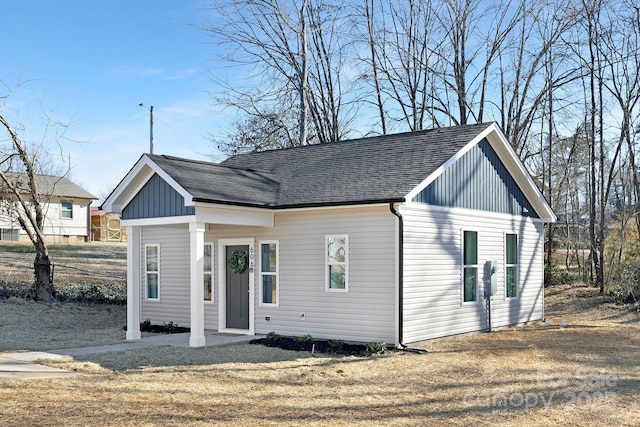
[
  {"x1": 121, "y1": 215, "x2": 195, "y2": 227},
  {"x1": 485, "y1": 125, "x2": 556, "y2": 222},
  {"x1": 404, "y1": 123, "x2": 556, "y2": 222},
  {"x1": 101, "y1": 155, "x2": 194, "y2": 213},
  {"x1": 275, "y1": 202, "x2": 391, "y2": 214},
  {"x1": 120, "y1": 204, "x2": 273, "y2": 228},
  {"x1": 194, "y1": 203, "x2": 274, "y2": 227}
]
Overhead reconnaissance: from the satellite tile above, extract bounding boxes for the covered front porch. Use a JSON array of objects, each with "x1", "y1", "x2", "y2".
[{"x1": 123, "y1": 203, "x2": 273, "y2": 347}]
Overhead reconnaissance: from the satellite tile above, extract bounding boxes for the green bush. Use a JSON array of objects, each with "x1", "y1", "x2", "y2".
[
  {"x1": 55, "y1": 284, "x2": 126, "y2": 304},
  {"x1": 328, "y1": 339, "x2": 344, "y2": 350},
  {"x1": 266, "y1": 331, "x2": 281, "y2": 341},
  {"x1": 140, "y1": 318, "x2": 152, "y2": 332},
  {"x1": 544, "y1": 261, "x2": 571, "y2": 287},
  {"x1": 613, "y1": 245, "x2": 640, "y2": 304},
  {"x1": 163, "y1": 321, "x2": 179, "y2": 333},
  {"x1": 366, "y1": 342, "x2": 387, "y2": 354},
  {"x1": 294, "y1": 334, "x2": 314, "y2": 343}
]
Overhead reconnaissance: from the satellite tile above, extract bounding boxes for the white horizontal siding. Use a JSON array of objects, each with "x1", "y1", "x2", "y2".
[
  {"x1": 134, "y1": 206, "x2": 397, "y2": 343},
  {"x1": 140, "y1": 224, "x2": 191, "y2": 327},
  {"x1": 133, "y1": 202, "x2": 545, "y2": 345},
  {"x1": 42, "y1": 199, "x2": 91, "y2": 237},
  {"x1": 401, "y1": 203, "x2": 544, "y2": 343},
  {"x1": 0, "y1": 198, "x2": 91, "y2": 237},
  {"x1": 211, "y1": 206, "x2": 397, "y2": 343}
]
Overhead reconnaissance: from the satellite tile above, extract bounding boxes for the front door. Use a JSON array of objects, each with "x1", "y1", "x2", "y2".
[{"x1": 225, "y1": 245, "x2": 250, "y2": 330}]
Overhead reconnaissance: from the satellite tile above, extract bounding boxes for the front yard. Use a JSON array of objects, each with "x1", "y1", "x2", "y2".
[{"x1": 0, "y1": 282, "x2": 638, "y2": 426}]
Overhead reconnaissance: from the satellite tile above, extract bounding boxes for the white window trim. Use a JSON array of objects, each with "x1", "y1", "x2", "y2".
[
  {"x1": 259, "y1": 240, "x2": 279, "y2": 306},
  {"x1": 504, "y1": 232, "x2": 520, "y2": 300},
  {"x1": 60, "y1": 201, "x2": 73, "y2": 219},
  {"x1": 461, "y1": 229, "x2": 479, "y2": 305},
  {"x1": 144, "y1": 244, "x2": 160, "y2": 301},
  {"x1": 325, "y1": 234, "x2": 349, "y2": 293},
  {"x1": 204, "y1": 242, "x2": 214, "y2": 303}
]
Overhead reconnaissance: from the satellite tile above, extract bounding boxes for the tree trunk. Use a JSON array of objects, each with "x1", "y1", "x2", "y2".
[{"x1": 33, "y1": 252, "x2": 55, "y2": 301}]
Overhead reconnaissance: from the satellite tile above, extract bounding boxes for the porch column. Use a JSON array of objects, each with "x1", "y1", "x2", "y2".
[
  {"x1": 126, "y1": 226, "x2": 141, "y2": 340},
  {"x1": 189, "y1": 222, "x2": 206, "y2": 347}
]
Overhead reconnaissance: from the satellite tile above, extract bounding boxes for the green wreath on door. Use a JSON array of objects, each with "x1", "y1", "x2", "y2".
[{"x1": 228, "y1": 250, "x2": 248, "y2": 274}]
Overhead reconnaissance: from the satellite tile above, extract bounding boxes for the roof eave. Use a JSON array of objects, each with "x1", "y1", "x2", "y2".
[{"x1": 190, "y1": 197, "x2": 405, "y2": 211}]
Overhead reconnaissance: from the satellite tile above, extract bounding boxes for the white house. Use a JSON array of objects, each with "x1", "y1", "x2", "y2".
[
  {"x1": 103, "y1": 122, "x2": 555, "y2": 347},
  {"x1": 0, "y1": 174, "x2": 96, "y2": 243}
]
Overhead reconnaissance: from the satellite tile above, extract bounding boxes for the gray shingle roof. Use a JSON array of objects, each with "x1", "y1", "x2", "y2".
[
  {"x1": 148, "y1": 123, "x2": 493, "y2": 209},
  {"x1": 4, "y1": 172, "x2": 96, "y2": 200}
]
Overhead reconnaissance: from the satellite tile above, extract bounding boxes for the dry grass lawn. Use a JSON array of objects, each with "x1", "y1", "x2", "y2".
[{"x1": 1, "y1": 283, "x2": 639, "y2": 426}]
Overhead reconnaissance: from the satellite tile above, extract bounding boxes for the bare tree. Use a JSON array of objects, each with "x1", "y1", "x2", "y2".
[
  {"x1": 204, "y1": 0, "x2": 355, "y2": 152},
  {"x1": 360, "y1": 0, "x2": 388, "y2": 134},
  {"x1": 357, "y1": 0, "x2": 460, "y2": 132},
  {"x1": 599, "y1": 0, "x2": 640, "y2": 236},
  {"x1": 212, "y1": 109, "x2": 296, "y2": 157},
  {"x1": 0, "y1": 112, "x2": 55, "y2": 300},
  {"x1": 498, "y1": 1, "x2": 579, "y2": 156}
]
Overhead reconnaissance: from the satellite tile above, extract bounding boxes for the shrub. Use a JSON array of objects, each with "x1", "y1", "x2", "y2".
[
  {"x1": 544, "y1": 261, "x2": 571, "y2": 287},
  {"x1": 140, "y1": 318, "x2": 152, "y2": 332},
  {"x1": 294, "y1": 334, "x2": 314, "y2": 343},
  {"x1": 366, "y1": 342, "x2": 387, "y2": 354},
  {"x1": 266, "y1": 331, "x2": 281, "y2": 341},
  {"x1": 55, "y1": 284, "x2": 126, "y2": 304},
  {"x1": 328, "y1": 339, "x2": 344, "y2": 350},
  {"x1": 612, "y1": 245, "x2": 640, "y2": 304},
  {"x1": 163, "y1": 321, "x2": 179, "y2": 333}
]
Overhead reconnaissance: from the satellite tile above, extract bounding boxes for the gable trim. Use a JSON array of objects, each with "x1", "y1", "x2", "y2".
[
  {"x1": 102, "y1": 154, "x2": 195, "y2": 213},
  {"x1": 405, "y1": 124, "x2": 495, "y2": 202},
  {"x1": 405, "y1": 123, "x2": 555, "y2": 222}
]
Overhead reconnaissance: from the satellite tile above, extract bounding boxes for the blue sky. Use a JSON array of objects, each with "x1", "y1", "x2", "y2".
[{"x1": 1, "y1": 0, "x2": 225, "y2": 201}]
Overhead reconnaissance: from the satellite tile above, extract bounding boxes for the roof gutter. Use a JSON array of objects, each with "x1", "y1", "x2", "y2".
[{"x1": 191, "y1": 197, "x2": 405, "y2": 211}]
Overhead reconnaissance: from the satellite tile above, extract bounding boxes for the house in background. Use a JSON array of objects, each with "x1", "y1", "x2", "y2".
[
  {"x1": 103, "y1": 122, "x2": 555, "y2": 347},
  {"x1": 0, "y1": 174, "x2": 96, "y2": 243},
  {"x1": 91, "y1": 210, "x2": 127, "y2": 242}
]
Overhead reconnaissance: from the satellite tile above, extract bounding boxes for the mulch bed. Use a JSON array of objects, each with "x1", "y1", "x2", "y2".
[{"x1": 250, "y1": 336, "x2": 387, "y2": 356}]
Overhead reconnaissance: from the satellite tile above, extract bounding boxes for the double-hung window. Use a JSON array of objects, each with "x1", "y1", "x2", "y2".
[
  {"x1": 326, "y1": 235, "x2": 348, "y2": 292},
  {"x1": 505, "y1": 233, "x2": 518, "y2": 298},
  {"x1": 145, "y1": 244, "x2": 159, "y2": 300},
  {"x1": 61, "y1": 201, "x2": 73, "y2": 219},
  {"x1": 260, "y1": 241, "x2": 278, "y2": 305},
  {"x1": 204, "y1": 243, "x2": 213, "y2": 302},
  {"x1": 462, "y1": 231, "x2": 478, "y2": 303}
]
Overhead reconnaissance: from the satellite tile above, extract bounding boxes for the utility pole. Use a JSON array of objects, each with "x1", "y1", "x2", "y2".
[{"x1": 139, "y1": 103, "x2": 154, "y2": 154}]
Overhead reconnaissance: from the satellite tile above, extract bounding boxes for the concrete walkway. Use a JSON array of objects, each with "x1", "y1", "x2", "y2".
[{"x1": 0, "y1": 331, "x2": 255, "y2": 380}]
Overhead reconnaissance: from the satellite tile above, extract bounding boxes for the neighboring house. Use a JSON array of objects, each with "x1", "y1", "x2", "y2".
[
  {"x1": 103, "y1": 122, "x2": 555, "y2": 347},
  {"x1": 91, "y1": 210, "x2": 127, "y2": 242},
  {"x1": 0, "y1": 173, "x2": 97, "y2": 243}
]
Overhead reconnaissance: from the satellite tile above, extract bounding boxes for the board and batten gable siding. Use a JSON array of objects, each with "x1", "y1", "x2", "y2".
[
  {"x1": 122, "y1": 173, "x2": 195, "y2": 220},
  {"x1": 401, "y1": 202, "x2": 544, "y2": 343},
  {"x1": 140, "y1": 224, "x2": 192, "y2": 327},
  {"x1": 413, "y1": 138, "x2": 538, "y2": 218},
  {"x1": 210, "y1": 206, "x2": 397, "y2": 343}
]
